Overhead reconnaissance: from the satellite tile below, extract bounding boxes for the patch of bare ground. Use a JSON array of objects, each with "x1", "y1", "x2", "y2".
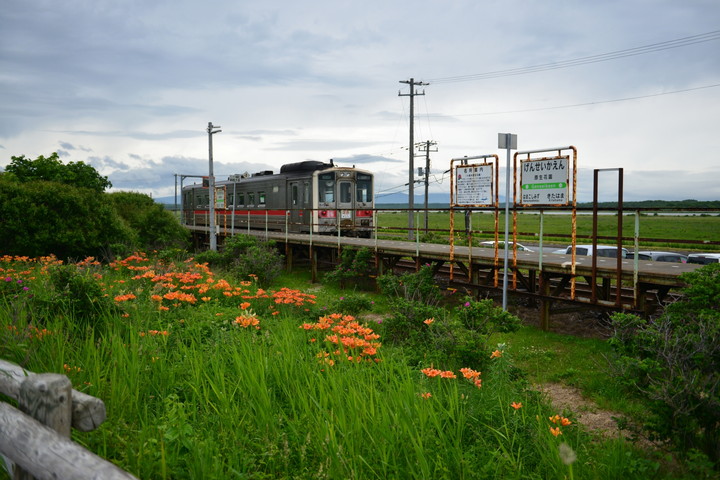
[{"x1": 537, "y1": 382, "x2": 642, "y2": 442}]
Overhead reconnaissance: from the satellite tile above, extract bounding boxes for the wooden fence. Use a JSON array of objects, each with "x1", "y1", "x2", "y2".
[{"x1": 0, "y1": 359, "x2": 138, "y2": 480}]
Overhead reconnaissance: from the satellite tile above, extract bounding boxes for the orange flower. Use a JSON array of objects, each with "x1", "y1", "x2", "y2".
[
  {"x1": 423, "y1": 318, "x2": 434, "y2": 325},
  {"x1": 421, "y1": 367, "x2": 442, "y2": 378},
  {"x1": 511, "y1": 402, "x2": 523, "y2": 410},
  {"x1": 421, "y1": 392, "x2": 432, "y2": 399},
  {"x1": 460, "y1": 367, "x2": 481, "y2": 380},
  {"x1": 549, "y1": 427, "x2": 562, "y2": 437},
  {"x1": 490, "y1": 349, "x2": 502, "y2": 359},
  {"x1": 239, "y1": 302, "x2": 251, "y2": 310}
]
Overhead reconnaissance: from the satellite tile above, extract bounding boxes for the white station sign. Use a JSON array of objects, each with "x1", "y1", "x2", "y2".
[
  {"x1": 455, "y1": 164, "x2": 494, "y2": 206},
  {"x1": 520, "y1": 156, "x2": 570, "y2": 205}
]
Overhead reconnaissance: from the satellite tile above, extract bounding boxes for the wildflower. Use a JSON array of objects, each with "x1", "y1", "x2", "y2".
[
  {"x1": 464, "y1": 301, "x2": 470, "y2": 307},
  {"x1": 490, "y1": 350, "x2": 502, "y2": 359},
  {"x1": 511, "y1": 402, "x2": 523, "y2": 410},
  {"x1": 421, "y1": 392, "x2": 432, "y2": 399},
  {"x1": 549, "y1": 427, "x2": 562, "y2": 437},
  {"x1": 239, "y1": 302, "x2": 251, "y2": 310},
  {"x1": 423, "y1": 318, "x2": 434, "y2": 325},
  {"x1": 460, "y1": 367, "x2": 481, "y2": 380},
  {"x1": 421, "y1": 367, "x2": 442, "y2": 378}
]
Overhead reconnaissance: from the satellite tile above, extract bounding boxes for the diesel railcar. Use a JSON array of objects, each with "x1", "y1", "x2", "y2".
[{"x1": 182, "y1": 160, "x2": 374, "y2": 237}]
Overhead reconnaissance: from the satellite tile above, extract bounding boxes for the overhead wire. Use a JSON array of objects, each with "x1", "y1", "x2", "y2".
[{"x1": 427, "y1": 30, "x2": 720, "y2": 84}]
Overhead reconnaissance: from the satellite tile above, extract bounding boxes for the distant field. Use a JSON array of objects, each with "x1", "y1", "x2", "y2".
[{"x1": 376, "y1": 211, "x2": 720, "y2": 252}]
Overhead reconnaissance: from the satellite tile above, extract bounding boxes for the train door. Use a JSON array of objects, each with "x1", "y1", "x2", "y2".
[
  {"x1": 289, "y1": 181, "x2": 303, "y2": 231},
  {"x1": 338, "y1": 179, "x2": 354, "y2": 228}
]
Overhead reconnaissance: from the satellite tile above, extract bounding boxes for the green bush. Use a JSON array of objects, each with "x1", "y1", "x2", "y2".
[
  {"x1": 377, "y1": 264, "x2": 442, "y2": 305},
  {"x1": 201, "y1": 235, "x2": 284, "y2": 287},
  {"x1": 0, "y1": 176, "x2": 133, "y2": 260},
  {"x1": 608, "y1": 263, "x2": 720, "y2": 464},
  {"x1": 39, "y1": 264, "x2": 119, "y2": 332},
  {"x1": 323, "y1": 247, "x2": 375, "y2": 288},
  {"x1": 107, "y1": 191, "x2": 189, "y2": 252},
  {"x1": 327, "y1": 293, "x2": 374, "y2": 316},
  {"x1": 455, "y1": 296, "x2": 522, "y2": 335}
]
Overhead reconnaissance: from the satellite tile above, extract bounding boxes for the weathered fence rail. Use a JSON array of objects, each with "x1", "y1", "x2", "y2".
[{"x1": 0, "y1": 359, "x2": 138, "y2": 480}]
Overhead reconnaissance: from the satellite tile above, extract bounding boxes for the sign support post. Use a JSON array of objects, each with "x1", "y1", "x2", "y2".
[{"x1": 498, "y1": 133, "x2": 517, "y2": 310}]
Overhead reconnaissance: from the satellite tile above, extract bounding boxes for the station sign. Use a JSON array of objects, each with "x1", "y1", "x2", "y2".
[
  {"x1": 454, "y1": 163, "x2": 494, "y2": 206},
  {"x1": 214, "y1": 186, "x2": 226, "y2": 209},
  {"x1": 520, "y1": 156, "x2": 569, "y2": 205}
]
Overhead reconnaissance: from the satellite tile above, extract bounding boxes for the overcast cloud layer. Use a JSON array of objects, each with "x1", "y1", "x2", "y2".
[{"x1": 2, "y1": 0, "x2": 719, "y2": 202}]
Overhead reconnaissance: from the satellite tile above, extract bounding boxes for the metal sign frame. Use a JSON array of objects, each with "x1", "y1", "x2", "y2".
[
  {"x1": 449, "y1": 155, "x2": 500, "y2": 285},
  {"x1": 514, "y1": 146, "x2": 578, "y2": 298}
]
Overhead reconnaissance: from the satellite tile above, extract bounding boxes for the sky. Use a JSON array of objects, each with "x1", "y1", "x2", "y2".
[{"x1": 1, "y1": 0, "x2": 719, "y2": 203}]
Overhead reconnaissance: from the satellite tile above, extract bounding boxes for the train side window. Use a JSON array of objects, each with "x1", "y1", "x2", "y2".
[
  {"x1": 258, "y1": 192, "x2": 266, "y2": 205},
  {"x1": 227, "y1": 193, "x2": 234, "y2": 207},
  {"x1": 340, "y1": 182, "x2": 351, "y2": 203},
  {"x1": 247, "y1": 192, "x2": 255, "y2": 205},
  {"x1": 237, "y1": 192, "x2": 244, "y2": 206},
  {"x1": 303, "y1": 183, "x2": 309, "y2": 205},
  {"x1": 292, "y1": 185, "x2": 298, "y2": 205}
]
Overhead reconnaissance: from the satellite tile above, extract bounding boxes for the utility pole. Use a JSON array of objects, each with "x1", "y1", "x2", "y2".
[
  {"x1": 399, "y1": 78, "x2": 428, "y2": 240},
  {"x1": 207, "y1": 122, "x2": 222, "y2": 251},
  {"x1": 416, "y1": 140, "x2": 437, "y2": 232}
]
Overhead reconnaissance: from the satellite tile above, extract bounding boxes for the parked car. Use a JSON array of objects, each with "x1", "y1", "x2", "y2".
[
  {"x1": 479, "y1": 241, "x2": 534, "y2": 252},
  {"x1": 552, "y1": 245, "x2": 629, "y2": 258},
  {"x1": 686, "y1": 253, "x2": 720, "y2": 265},
  {"x1": 634, "y1": 251, "x2": 688, "y2": 263}
]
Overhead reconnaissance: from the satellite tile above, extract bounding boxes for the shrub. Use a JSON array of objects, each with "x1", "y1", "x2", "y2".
[
  {"x1": 327, "y1": 294, "x2": 374, "y2": 316},
  {"x1": 202, "y1": 235, "x2": 284, "y2": 287},
  {"x1": 376, "y1": 264, "x2": 442, "y2": 306},
  {"x1": 455, "y1": 296, "x2": 522, "y2": 335},
  {"x1": 323, "y1": 247, "x2": 375, "y2": 288},
  {"x1": 40, "y1": 264, "x2": 119, "y2": 331},
  {"x1": 608, "y1": 263, "x2": 720, "y2": 464}
]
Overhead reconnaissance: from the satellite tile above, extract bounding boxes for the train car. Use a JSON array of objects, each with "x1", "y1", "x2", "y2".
[{"x1": 182, "y1": 160, "x2": 374, "y2": 237}]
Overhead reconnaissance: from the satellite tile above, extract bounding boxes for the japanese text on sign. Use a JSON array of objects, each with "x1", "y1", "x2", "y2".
[
  {"x1": 520, "y1": 156, "x2": 569, "y2": 205},
  {"x1": 455, "y1": 164, "x2": 493, "y2": 206}
]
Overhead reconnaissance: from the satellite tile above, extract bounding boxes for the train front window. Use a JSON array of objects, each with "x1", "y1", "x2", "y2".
[
  {"x1": 356, "y1": 174, "x2": 372, "y2": 203},
  {"x1": 318, "y1": 172, "x2": 335, "y2": 203},
  {"x1": 340, "y1": 182, "x2": 352, "y2": 203}
]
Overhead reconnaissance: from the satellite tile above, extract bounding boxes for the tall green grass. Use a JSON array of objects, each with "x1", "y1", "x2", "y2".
[{"x1": 0, "y1": 254, "x2": 673, "y2": 479}]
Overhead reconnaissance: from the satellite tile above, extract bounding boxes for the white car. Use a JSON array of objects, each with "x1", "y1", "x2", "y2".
[
  {"x1": 635, "y1": 251, "x2": 688, "y2": 263},
  {"x1": 552, "y1": 245, "x2": 629, "y2": 258},
  {"x1": 687, "y1": 253, "x2": 720, "y2": 265},
  {"x1": 479, "y1": 241, "x2": 534, "y2": 252}
]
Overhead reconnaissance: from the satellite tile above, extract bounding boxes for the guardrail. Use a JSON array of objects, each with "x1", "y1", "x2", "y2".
[{"x1": 0, "y1": 359, "x2": 137, "y2": 480}]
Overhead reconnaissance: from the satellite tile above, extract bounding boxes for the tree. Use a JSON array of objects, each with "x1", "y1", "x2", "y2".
[
  {"x1": 106, "y1": 192, "x2": 189, "y2": 251},
  {"x1": 0, "y1": 176, "x2": 132, "y2": 259},
  {"x1": 4, "y1": 152, "x2": 111, "y2": 193}
]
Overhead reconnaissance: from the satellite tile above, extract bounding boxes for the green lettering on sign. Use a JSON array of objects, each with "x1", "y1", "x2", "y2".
[{"x1": 522, "y1": 182, "x2": 567, "y2": 190}]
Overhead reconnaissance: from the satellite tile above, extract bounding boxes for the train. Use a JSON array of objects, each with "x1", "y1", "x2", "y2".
[{"x1": 181, "y1": 160, "x2": 374, "y2": 237}]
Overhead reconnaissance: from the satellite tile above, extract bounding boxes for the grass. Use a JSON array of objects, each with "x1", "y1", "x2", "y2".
[
  {"x1": 376, "y1": 210, "x2": 720, "y2": 251},
  {"x1": 0, "y1": 253, "x2": 687, "y2": 479}
]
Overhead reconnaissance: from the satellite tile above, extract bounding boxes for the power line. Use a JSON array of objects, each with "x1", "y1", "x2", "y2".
[
  {"x1": 426, "y1": 82, "x2": 720, "y2": 117},
  {"x1": 428, "y1": 30, "x2": 720, "y2": 84}
]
